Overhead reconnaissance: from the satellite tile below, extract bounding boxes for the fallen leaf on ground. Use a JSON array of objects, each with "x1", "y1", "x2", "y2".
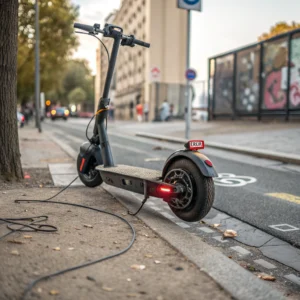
[
  {"x1": 257, "y1": 273, "x2": 276, "y2": 281},
  {"x1": 113, "y1": 241, "x2": 118, "y2": 244},
  {"x1": 83, "y1": 224, "x2": 93, "y2": 228},
  {"x1": 8, "y1": 240, "x2": 24, "y2": 244},
  {"x1": 2, "y1": 192, "x2": 7, "y2": 194},
  {"x1": 53, "y1": 247, "x2": 60, "y2": 251},
  {"x1": 86, "y1": 276, "x2": 95, "y2": 281},
  {"x1": 23, "y1": 235, "x2": 32, "y2": 239},
  {"x1": 144, "y1": 254, "x2": 153, "y2": 258},
  {"x1": 39, "y1": 184, "x2": 43, "y2": 188},
  {"x1": 49, "y1": 290, "x2": 59, "y2": 295},
  {"x1": 68, "y1": 247, "x2": 74, "y2": 251},
  {"x1": 154, "y1": 260, "x2": 161, "y2": 264},
  {"x1": 131, "y1": 264, "x2": 146, "y2": 270},
  {"x1": 223, "y1": 229, "x2": 237, "y2": 238},
  {"x1": 200, "y1": 220, "x2": 206, "y2": 224},
  {"x1": 152, "y1": 146, "x2": 162, "y2": 150},
  {"x1": 11, "y1": 250, "x2": 19, "y2": 256},
  {"x1": 212, "y1": 224, "x2": 221, "y2": 228},
  {"x1": 102, "y1": 286, "x2": 114, "y2": 292},
  {"x1": 127, "y1": 278, "x2": 131, "y2": 282}
]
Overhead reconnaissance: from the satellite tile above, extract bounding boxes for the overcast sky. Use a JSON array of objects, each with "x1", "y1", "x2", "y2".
[{"x1": 72, "y1": 0, "x2": 300, "y2": 80}]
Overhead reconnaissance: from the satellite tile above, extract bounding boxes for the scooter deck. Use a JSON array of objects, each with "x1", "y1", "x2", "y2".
[{"x1": 96, "y1": 164, "x2": 162, "y2": 181}]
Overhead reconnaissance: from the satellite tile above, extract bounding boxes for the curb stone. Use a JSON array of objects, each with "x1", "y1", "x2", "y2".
[{"x1": 136, "y1": 132, "x2": 300, "y2": 166}]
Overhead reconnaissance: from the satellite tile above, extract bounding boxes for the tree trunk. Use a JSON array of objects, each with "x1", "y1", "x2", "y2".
[{"x1": 0, "y1": 0, "x2": 23, "y2": 181}]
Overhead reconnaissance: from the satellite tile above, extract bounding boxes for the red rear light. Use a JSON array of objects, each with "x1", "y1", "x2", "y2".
[
  {"x1": 79, "y1": 158, "x2": 86, "y2": 172},
  {"x1": 205, "y1": 160, "x2": 213, "y2": 167},
  {"x1": 158, "y1": 186, "x2": 172, "y2": 193},
  {"x1": 21, "y1": 116, "x2": 25, "y2": 122},
  {"x1": 185, "y1": 140, "x2": 205, "y2": 151}
]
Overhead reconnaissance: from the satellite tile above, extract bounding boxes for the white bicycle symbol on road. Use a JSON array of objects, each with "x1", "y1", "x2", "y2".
[{"x1": 214, "y1": 173, "x2": 257, "y2": 187}]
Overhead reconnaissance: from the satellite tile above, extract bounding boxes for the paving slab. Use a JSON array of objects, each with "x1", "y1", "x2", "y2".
[{"x1": 260, "y1": 240, "x2": 300, "y2": 272}]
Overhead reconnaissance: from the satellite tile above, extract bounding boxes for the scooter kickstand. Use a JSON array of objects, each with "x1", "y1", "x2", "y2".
[{"x1": 128, "y1": 180, "x2": 149, "y2": 216}]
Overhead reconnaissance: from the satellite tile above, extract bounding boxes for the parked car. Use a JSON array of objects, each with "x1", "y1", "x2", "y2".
[
  {"x1": 17, "y1": 112, "x2": 25, "y2": 128},
  {"x1": 51, "y1": 107, "x2": 69, "y2": 121}
]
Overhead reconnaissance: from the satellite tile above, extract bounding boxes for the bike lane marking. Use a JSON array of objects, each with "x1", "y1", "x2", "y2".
[
  {"x1": 265, "y1": 193, "x2": 300, "y2": 205},
  {"x1": 214, "y1": 173, "x2": 257, "y2": 187}
]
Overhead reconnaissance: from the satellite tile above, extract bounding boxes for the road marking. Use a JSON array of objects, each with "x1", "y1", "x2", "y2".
[
  {"x1": 144, "y1": 158, "x2": 165, "y2": 162},
  {"x1": 213, "y1": 236, "x2": 228, "y2": 243},
  {"x1": 269, "y1": 224, "x2": 300, "y2": 232},
  {"x1": 254, "y1": 259, "x2": 276, "y2": 270},
  {"x1": 284, "y1": 274, "x2": 300, "y2": 287},
  {"x1": 160, "y1": 212, "x2": 175, "y2": 220},
  {"x1": 230, "y1": 246, "x2": 251, "y2": 256},
  {"x1": 214, "y1": 173, "x2": 257, "y2": 187},
  {"x1": 266, "y1": 193, "x2": 300, "y2": 205},
  {"x1": 198, "y1": 227, "x2": 214, "y2": 233},
  {"x1": 176, "y1": 222, "x2": 190, "y2": 229}
]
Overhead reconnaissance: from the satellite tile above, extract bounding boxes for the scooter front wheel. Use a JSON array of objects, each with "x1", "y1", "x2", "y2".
[
  {"x1": 77, "y1": 154, "x2": 103, "y2": 188},
  {"x1": 164, "y1": 159, "x2": 214, "y2": 222}
]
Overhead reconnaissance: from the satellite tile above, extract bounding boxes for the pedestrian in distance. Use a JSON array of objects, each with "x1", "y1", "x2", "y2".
[
  {"x1": 129, "y1": 101, "x2": 134, "y2": 120},
  {"x1": 109, "y1": 102, "x2": 115, "y2": 121},
  {"x1": 136, "y1": 102, "x2": 143, "y2": 122},
  {"x1": 143, "y1": 102, "x2": 149, "y2": 122},
  {"x1": 160, "y1": 99, "x2": 170, "y2": 121}
]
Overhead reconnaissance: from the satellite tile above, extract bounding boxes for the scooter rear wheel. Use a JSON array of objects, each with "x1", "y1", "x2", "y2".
[
  {"x1": 77, "y1": 154, "x2": 103, "y2": 188},
  {"x1": 164, "y1": 158, "x2": 214, "y2": 222}
]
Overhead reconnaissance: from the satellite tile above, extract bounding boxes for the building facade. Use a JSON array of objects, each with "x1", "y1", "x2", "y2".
[{"x1": 95, "y1": 0, "x2": 188, "y2": 120}]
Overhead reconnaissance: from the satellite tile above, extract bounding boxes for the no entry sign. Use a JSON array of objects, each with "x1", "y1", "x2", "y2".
[{"x1": 185, "y1": 68, "x2": 197, "y2": 81}]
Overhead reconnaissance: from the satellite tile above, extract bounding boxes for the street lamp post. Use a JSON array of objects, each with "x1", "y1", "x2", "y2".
[{"x1": 35, "y1": 0, "x2": 42, "y2": 133}]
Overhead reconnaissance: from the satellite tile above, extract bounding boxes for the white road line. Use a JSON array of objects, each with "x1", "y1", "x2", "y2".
[
  {"x1": 284, "y1": 274, "x2": 300, "y2": 286},
  {"x1": 160, "y1": 212, "x2": 175, "y2": 220},
  {"x1": 254, "y1": 259, "x2": 276, "y2": 270},
  {"x1": 198, "y1": 227, "x2": 214, "y2": 233},
  {"x1": 269, "y1": 224, "x2": 300, "y2": 232},
  {"x1": 213, "y1": 236, "x2": 228, "y2": 243},
  {"x1": 230, "y1": 246, "x2": 251, "y2": 256},
  {"x1": 176, "y1": 222, "x2": 190, "y2": 229}
]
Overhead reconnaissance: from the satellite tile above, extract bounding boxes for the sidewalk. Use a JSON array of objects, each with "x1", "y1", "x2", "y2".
[
  {"x1": 115, "y1": 119, "x2": 300, "y2": 164},
  {"x1": 0, "y1": 124, "x2": 232, "y2": 300}
]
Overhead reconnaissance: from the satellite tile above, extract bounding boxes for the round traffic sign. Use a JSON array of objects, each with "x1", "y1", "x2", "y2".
[
  {"x1": 185, "y1": 68, "x2": 197, "y2": 81},
  {"x1": 183, "y1": 0, "x2": 200, "y2": 5}
]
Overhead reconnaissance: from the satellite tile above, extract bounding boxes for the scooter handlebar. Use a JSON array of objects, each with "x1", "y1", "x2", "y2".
[
  {"x1": 133, "y1": 38, "x2": 150, "y2": 48},
  {"x1": 74, "y1": 23, "x2": 94, "y2": 33}
]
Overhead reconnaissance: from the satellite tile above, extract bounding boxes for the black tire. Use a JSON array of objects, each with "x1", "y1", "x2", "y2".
[
  {"x1": 164, "y1": 159, "x2": 214, "y2": 222},
  {"x1": 77, "y1": 154, "x2": 103, "y2": 188}
]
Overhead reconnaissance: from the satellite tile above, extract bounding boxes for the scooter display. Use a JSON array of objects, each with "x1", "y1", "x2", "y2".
[{"x1": 74, "y1": 22, "x2": 218, "y2": 222}]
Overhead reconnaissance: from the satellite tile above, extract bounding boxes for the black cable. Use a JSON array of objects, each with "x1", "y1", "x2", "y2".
[
  {"x1": 128, "y1": 197, "x2": 149, "y2": 216},
  {"x1": 13, "y1": 199, "x2": 135, "y2": 300}
]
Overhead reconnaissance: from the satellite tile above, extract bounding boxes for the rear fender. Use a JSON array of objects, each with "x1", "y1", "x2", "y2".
[
  {"x1": 162, "y1": 150, "x2": 218, "y2": 178},
  {"x1": 79, "y1": 142, "x2": 103, "y2": 174}
]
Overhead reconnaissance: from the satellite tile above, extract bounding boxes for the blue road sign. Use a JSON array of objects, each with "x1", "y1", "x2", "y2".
[
  {"x1": 178, "y1": 0, "x2": 202, "y2": 11},
  {"x1": 185, "y1": 69, "x2": 197, "y2": 81}
]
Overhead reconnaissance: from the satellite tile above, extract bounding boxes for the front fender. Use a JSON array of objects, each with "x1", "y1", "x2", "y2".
[
  {"x1": 79, "y1": 142, "x2": 103, "y2": 173},
  {"x1": 162, "y1": 150, "x2": 218, "y2": 178}
]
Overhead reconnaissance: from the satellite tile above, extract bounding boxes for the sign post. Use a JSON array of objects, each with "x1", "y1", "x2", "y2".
[{"x1": 178, "y1": 0, "x2": 201, "y2": 139}]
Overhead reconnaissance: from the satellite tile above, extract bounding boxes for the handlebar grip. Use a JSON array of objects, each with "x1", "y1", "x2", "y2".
[
  {"x1": 74, "y1": 23, "x2": 94, "y2": 33},
  {"x1": 134, "y1": 39, "x2": 150, "y2": 48}
]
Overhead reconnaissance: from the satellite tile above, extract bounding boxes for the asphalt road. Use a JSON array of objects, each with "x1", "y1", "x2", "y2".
[{"x1": 44, "y1": 118, "x2": 300, "y2": 249}]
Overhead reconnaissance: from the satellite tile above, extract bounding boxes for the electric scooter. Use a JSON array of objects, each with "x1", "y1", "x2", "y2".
[{"x1": 74, "y1": 22, "x2": 218, "y2": 222}]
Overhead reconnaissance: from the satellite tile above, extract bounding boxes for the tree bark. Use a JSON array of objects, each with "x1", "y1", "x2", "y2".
[{"x1": 0, "y1": 0, "x2": 23, "y2": 181}]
